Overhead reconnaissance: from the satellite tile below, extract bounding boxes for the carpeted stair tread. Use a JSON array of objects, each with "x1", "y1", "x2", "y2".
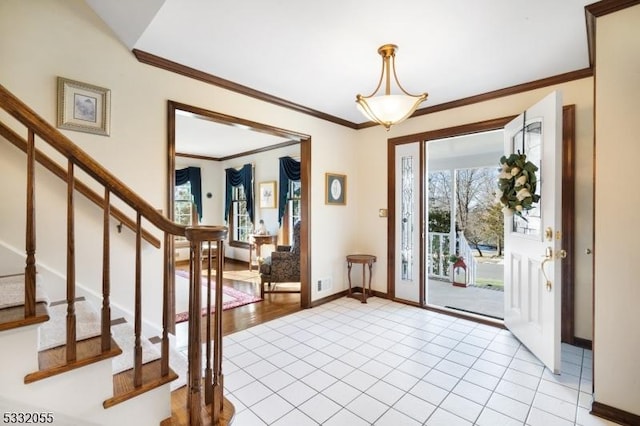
[
  {"x1": 0, "y1": 273, "x2": 48, "y2": 309},
  {"x1": 110, "y1": 319, "x2": 161, "y2": 374},
  {"x1": 38, "y1": 298, "x2": 101, "y2": 351},
  {"x1": 0, "y1": 274, "x2": 49, "y2": 332}
]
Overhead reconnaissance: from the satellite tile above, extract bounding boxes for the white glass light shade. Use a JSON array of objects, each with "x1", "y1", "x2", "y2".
[
  {"x1": 355, "y1": 44, "x2": 428, "y2": 131},
  {"x1": 356, "y1": 94, "x2": 426, "y2": 130}
]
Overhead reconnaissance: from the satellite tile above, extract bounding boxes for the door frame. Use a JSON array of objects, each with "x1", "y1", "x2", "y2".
[
  {"x1": 166, "y1": 101, "x2": 312, "y2": 334},
  {"x1": 388, "y1": 106, "x2": 577, "y2": 341}
]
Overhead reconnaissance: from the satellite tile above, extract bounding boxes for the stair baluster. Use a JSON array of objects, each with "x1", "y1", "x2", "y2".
[
  {"x1": 134, "y1": 213, "x2": 143, "y2": 387},
  {"x1": 66, "y1": 160, "x2": 77, "y2": 362},
  {"x1": 102, "y1": 189, "x2": 112, "y2": 352},
  {"x1": 212, "y1": 240, "x2": 225, "y2": 422},
  {"x1": 24, "y1": 128, "x2": 36, "y2": 317}
]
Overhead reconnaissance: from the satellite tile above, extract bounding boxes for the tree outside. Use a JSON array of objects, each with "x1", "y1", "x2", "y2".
[{"x1": 428, "y1": 166, "x2": 504, "y2": 289}]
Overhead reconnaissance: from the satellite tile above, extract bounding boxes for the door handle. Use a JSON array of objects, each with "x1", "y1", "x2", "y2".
[
  {"x1": 540, "y1": 248, "x2": 568, "y2": 292},
  {"x1": 541, "y1": 247, "x2": 553, "y2": 292}
]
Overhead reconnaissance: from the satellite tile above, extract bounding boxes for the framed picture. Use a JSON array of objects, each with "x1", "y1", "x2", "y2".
[
  {"x1": 56, "y1": 77, "x2": 111, "y2": 136},
  {"x1": 259, "y1": 181, "x2": 277, "y2": 208},
  {"x1": 325, "y1": 173, "x2": 346, "y2": 205}
]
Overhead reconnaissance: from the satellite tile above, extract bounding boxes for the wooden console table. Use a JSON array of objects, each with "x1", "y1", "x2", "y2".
[
  {"x1": 346, "y1": 254, "x2": 377, "y2": 303},
  {"x1": 249, "y1": 234, "x2": 277, "y2": 271}
]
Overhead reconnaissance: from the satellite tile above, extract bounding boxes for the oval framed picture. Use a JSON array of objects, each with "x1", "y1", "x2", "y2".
[{"x1": 325, "y1": 173, "x2": 346, "y2": 205}]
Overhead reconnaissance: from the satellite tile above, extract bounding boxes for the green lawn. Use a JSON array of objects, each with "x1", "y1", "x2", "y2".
[{"x1": 474, "y1": 278, "x2": 504, "y2": 290}]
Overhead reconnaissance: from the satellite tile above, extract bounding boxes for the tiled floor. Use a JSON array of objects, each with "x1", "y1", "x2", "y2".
[{"x1": 215, "y1": 296, "x2": 616, "y2": 426}]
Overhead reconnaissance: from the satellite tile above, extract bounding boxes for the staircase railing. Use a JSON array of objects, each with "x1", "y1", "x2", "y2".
[{"x1": 0, "y1": 84, "x2": 228, "y2": 424}]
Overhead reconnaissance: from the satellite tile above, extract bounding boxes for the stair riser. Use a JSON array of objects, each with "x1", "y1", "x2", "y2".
[{"x1": 0, "y1": 325, "x2": 40, "y2": 381}]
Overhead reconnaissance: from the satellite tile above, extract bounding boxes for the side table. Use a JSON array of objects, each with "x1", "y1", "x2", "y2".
[
  {"x1": 346, "y1": 254, "x2": 377, "y2": 303},
  {"x1": 249, "y1": 234, "x2": 277, "y2": 271}
]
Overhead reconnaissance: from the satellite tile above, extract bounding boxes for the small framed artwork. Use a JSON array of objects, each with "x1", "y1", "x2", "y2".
[
  {"x1": 259, "y1": 181, "x2": 277, "y2": 208},
  {"x1": 325, "y1": 173, "x2": 346, "y2": 205},
  {"x1": 57, "y1": 77, "x2": 111, "y2": 136}
]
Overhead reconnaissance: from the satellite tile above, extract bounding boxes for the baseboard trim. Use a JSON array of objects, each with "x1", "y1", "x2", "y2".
[
  {"x1": 573, "y1": 337, "x2": 593, "y2": 350},
  {"x1": 591, "y1": 401, "x2": 640, "y2": 426},
  {"x1": 310, "y1": 290, "x2": 348, "y2": 307}
]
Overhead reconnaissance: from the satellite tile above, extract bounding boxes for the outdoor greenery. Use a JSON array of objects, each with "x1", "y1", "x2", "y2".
[
  {"x1": 497, "y1": 152, "x2": 540, "y2": 218},
  {"x1": 428, "y1": 168, "x2": 504, "y2": 257}
]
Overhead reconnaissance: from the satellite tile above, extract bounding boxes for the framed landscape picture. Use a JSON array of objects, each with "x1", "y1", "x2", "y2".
[
  {"x1": 57, "y1": 77, "x2": 111, "y2": 136},
  {"x1": 325, "y1": 173, "x2": 346, "y2": 205},
  {"x1": 259, "y1": 181, "x2": 277, "y2": 208}
]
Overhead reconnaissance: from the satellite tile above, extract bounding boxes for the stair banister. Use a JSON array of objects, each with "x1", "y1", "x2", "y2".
[{"x1": 1, "y1": 83, "x2": 232, "y2": 424}]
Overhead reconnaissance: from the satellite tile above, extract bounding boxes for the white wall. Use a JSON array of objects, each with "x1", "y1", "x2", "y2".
[
  {"x1": 594, "y1": 4, "x2": 640, "y2": 416},
  {"x1": 0, "y1": 0, "x2": 357, "y2": 325},
  {"x1": 354, "y1": 78, "x2": 595, "y2": 340}
]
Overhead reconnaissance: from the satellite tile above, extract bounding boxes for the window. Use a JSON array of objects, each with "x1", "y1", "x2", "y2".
[
  {"x1": 283, "y1": 180, "x2": 301, "y2": 244},
  {"x1": 174, "y1": 181, "x2": 193, "y2": 226},
  {"x1": 230, "y1": 185, "x2": 252, "y2": 246}
]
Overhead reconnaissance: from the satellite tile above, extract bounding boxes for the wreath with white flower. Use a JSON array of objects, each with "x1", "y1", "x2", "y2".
[{"x1": 496, "y1": 153, "x2": 540, "y2": 218}]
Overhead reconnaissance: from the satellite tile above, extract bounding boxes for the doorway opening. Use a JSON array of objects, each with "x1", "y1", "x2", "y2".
[{"x1": 425, "y1": 131, "x2": 505, "y2": 320}]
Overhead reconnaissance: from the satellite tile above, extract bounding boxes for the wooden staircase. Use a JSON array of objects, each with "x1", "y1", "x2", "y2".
[{"x1": 0, "y1": 84, "x2": 234, "y2": 425}]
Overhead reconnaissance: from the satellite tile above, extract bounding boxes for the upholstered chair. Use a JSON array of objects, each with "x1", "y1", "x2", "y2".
[{"x1": 259, "y1": 221, "x2": 301, "y2": 297}]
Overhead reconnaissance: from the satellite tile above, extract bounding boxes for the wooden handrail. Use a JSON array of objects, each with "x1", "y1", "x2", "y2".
[
  {"x1": 0, "y1": 122, "x2": 161, "y2": 248},
  {"x1": 0, "y1": 85, "x2": 183, "y2": 237},
  {"x1": 1, "y1": 83, "x2": 231, "y2": 424}
]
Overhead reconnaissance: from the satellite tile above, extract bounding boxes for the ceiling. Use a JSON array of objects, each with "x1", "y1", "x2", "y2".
[{"x1": 86, "y1": 0, "x2": 594, "y2": 156}]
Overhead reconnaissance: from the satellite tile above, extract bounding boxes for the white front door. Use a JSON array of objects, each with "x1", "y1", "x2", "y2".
[
  {"x1": 394, "y1": 142, "x2": 421, "y2": 303},
  {"x1": 503, "y1": 91, "x2": 563, "y2": 374}
]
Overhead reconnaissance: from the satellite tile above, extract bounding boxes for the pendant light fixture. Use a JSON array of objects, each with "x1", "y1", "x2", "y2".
[{"x1": 356, "y1": 44, "x2": 428, "y2": 131}]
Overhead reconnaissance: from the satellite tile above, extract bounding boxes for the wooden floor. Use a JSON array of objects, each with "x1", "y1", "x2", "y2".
[{"x1": 168, "y1": 259, "x2": 301, "y2": 424}]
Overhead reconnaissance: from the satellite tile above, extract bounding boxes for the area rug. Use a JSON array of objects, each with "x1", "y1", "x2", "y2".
[{"x1": 174, "y1": 271, "x2": 261, "y2": 323}]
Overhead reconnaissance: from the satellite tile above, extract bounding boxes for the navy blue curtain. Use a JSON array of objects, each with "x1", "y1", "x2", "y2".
[
  {"x1": 175, "y1": 167, "x2": 202, "y2": 220},
  {"x1": 278, "y1": 156, "x2": 301, "y2": 226},
  {"x1": 224, "y1": 164, "x2": 254, "y2": 224}
]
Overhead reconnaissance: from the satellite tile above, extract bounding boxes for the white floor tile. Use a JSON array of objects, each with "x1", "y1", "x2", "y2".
[
  {"x1": 298, "y1": 393, "x2": 341, "y2": 424},
  {"x1": 210, "y1": 296, "x2": 603, "y2": 425},
  {"x1": 323, "y1": 380, "x2": 361, "y2": 405},
  {"x1": 251, "y1": 393, "x2": 295, "y2": 424},
  {"x1": 300, "y1": 369, "x2": 338, "y2": 391},
  {"x1": 527, "y1": 407, "x2": 575, "y2": 426},
  {"x1": 408, "y1": 379, "x2": 449, "y2": 406},
  {"x1": 365, "y1": 380, "x2": 405, "y2": 406},
  {"x1": 502, "y1": 367, "x2": 541, "y2": 390},
  {"x1": 486, "y1": 393, "x2": 530, "y2": 422},
  {"x1": 440, "y1": 392, "x2": 483, "y2": 423},
  {"x1": 342, "y1": 369, "x2": 378, "y2": 391},
  {"x1": 277, "y1": 380, "x2": 317, "y2": 406},
  {"x1": 452, "y1": 379, "x2": 493, "y2": 405},
  {"x1": 360, "y1": 359, "x2": 394, "y2": 379},
  {"x1": 423, "y1": 368, "x2": 460, "y2": 391},
  {"x1": 495, "y1": 379, "x2": 536, "y2": 405},
  {"x1": 472, "y1": 358, "x2": 507, "y2": 378},
  {"x1": 532, "y1": 392, "x2": 577, "y2": 422},
  {"x1": 281, "y1": 359, "x2": 315, "y2": 379},
  {"x1": 425, "y1": 407, "x2": 473, "y2": 426},
  {"x1": 346, "y1": 393, "x2": 389, "y2": 424},
  {"x1": 463, "y1": 368, "x2": 500, "y2": 390},
  {"x1": 233, "y1": 381, "x2": 274, "y2": 407},
  {"x1": 271, "y1": 408, "x2": 318, "y2": 426},
  {"x1": 374, "y1": 408, "x2": 422, "y2": 425},
  {"x1": 435, "y1": 359, "x2": 469, "y2": 378},
  {"x1": 537, "y1": 378, "x2": 579, "y2": 404},
  {"x1": 396, "y1": 358, "x2": 432, "y2": 378},
  {"x1": 446, "y1": 349, "x2": 478, "y2": 367},
  {"x1": 260, "y1": 369, "x2": 298, "y2": 392},
  {"x1": 475, "y1": 407, "x2": 524, "y2": 426},
  {"x1": 233, "y1": 408, "x2": 268, "y2": 426},
  {"x1": 323, "y1": 408, "x2": 370, "y2": 426},
  {"x1": 392, "y1": 392, "x2": 436, "y2": 423}
]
